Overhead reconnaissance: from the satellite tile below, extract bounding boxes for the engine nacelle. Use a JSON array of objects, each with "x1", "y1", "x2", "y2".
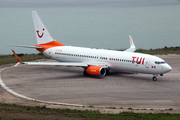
[{"x1": 86, "y1": 66, "x2": 106, "y2": 76}]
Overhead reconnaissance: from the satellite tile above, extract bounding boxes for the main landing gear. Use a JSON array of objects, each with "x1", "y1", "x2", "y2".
[{"x1": 83, "y1": 71, "x2": 88, "y2": 76}]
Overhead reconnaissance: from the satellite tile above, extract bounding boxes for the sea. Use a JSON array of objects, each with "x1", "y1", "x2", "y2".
[{"x1": 0, "y1": 0, "x2": 180, "y2": 55}]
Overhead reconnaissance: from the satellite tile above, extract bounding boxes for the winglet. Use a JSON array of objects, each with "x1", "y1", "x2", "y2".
[
  {"x1": 129, "y1": 35, "x2": 135, "y2": 48},
  {"x1": 11, "y1": 49, "x2": 23, "y2": 65},
  {"x1": 124, "y1": 35, "x2": 136, "y2": 52}
]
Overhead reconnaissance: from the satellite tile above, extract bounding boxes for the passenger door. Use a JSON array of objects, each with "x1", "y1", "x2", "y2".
[{"x1": 145, "y1": 58, "x2": 150, "y2": 68}]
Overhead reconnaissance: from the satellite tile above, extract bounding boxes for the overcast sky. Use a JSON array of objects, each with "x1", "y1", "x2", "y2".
[{"x1": 0, "y1": 0, "x2": 179, "y2": 8}]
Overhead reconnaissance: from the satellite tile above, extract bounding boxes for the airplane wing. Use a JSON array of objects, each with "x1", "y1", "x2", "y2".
[
  {"x1": 24, "y1": 62, "x2": 109, "y2": 68},
  {"x1": 24, "y1": 62, "x2": 88, "y2": 67},
  {"x1": 124, "y1": 35, "x2": 136, "y2": 52},
  {"x1": 12, "y1": 49, "x2": 109, "y2": 68}
]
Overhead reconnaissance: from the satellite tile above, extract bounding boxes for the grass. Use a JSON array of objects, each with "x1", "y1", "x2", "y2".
[
  {"x1": 106, "y1": 107, "x2": 116, "y2": 109},
  {"x1": 118, "y1": 46, "x2": 180, "y2": 55},
  {"x1": 135, "y1": 46, "x2": 180, "y2": 55},
  {"x1": 0, "y1": 53, "x2": 49, "y2": 65},
  {"x1": 0, "y1": 103, "x2": 180, "y2": 120}
]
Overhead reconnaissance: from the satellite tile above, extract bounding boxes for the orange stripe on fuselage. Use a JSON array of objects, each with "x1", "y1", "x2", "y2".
[{"x1": 35, "y1": 40, "x2": 65, "y2": 53}]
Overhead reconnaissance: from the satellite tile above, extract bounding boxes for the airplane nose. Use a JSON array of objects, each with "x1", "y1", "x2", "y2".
[{"x1": 164, "y1": 64, "x2": 172, "y2": 73}]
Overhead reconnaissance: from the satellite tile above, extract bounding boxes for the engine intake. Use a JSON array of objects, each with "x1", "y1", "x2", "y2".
[{"x1": 86, "y1": 66, "x2": 106, "y2": 76}]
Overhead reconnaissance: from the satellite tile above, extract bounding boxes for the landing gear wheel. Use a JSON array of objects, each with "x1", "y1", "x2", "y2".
[
  {"x1": 106, "y1": 70, "x2": 110, "y2": 75},
  {"x1": 83, "y1": 71, "x2": 88, "y2": 76},
  {"x1": 152, "y1": 77, "x2": 157, "y2": 81}
]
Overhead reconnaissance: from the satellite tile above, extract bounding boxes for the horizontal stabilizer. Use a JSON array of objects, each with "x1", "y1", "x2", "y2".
[
  {"x1": 124, "y1": 35, "x2": 136, "y2": 52},
  {"x1": 10, "y1": 45, "x2": 43, "y2": 49}
]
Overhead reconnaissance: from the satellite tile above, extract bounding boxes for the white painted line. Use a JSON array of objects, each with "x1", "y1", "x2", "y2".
[{"x1": 0, "y1": 66, "x2": 84, "y2": 107}]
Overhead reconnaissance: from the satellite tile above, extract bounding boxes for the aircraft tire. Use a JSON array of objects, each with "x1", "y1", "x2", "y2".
[
  {"x1": 83, "y1": 71, "x2": 88, "y2": 76},
  {"x1": 106, "y1": 70, "x2": 109, "y2": 75},
  {"x1": 153, "y1": 77, "x2": 157, "y2": 81}
]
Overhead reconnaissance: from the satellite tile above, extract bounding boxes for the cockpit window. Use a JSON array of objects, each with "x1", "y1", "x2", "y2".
[{"x1": 155, "y1": 61, "x2": 166, "y2": 64}]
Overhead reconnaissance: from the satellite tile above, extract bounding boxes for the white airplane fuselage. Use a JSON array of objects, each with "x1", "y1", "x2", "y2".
[{"x1": 43, "y1": 46, "x2": 172, "y2": 75}]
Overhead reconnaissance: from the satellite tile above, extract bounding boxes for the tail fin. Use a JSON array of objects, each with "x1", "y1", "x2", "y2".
[{"x1": 32, "y1": 11, "x2": 53, "y2": 44}]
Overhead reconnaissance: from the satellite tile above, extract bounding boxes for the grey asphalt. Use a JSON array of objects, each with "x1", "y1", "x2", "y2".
[{"x1": 1, "y1": 55, "x2": 180, "y2": 109}]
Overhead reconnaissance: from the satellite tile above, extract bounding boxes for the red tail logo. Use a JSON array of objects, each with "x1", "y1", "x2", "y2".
[{"x1": 36, "y1": 28, "x2": 45, "y2": 38}]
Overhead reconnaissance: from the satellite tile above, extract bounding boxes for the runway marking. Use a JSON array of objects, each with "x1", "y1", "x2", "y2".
[{"x1": 0, "y1": 66, "x2": 84, "y2": 107}]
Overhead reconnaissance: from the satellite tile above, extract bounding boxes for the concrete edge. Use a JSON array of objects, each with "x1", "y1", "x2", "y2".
[{"x1": 0, "y1": 65, "x2": 84, "y2": 107}]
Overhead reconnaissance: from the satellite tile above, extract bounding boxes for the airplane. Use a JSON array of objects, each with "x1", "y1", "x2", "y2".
[{"x1": 11, "y1": 11, "x2": 172, "y2": 81}]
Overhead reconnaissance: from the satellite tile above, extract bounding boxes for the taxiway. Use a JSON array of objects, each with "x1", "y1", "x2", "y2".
[{"x1": 1, "y1": 54, "x2": 180, "y2": 109}]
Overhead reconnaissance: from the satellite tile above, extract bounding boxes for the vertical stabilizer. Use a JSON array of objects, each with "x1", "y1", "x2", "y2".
[{"x1": 32, "y1": 11, "x2": 53, "y2": 44}]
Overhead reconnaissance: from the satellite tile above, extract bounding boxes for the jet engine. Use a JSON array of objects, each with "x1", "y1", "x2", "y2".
[{"x1": 86, "y1": 66, "x2": 106, "y2": 76}]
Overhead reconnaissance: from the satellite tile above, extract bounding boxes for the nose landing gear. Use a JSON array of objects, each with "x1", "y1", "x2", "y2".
[
  {"x1": 152, "y1": 76, "x2": 157, "y2": 81},
  {"x1": 152, "y1": 74, "x2": 163, "y2": 81}
]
